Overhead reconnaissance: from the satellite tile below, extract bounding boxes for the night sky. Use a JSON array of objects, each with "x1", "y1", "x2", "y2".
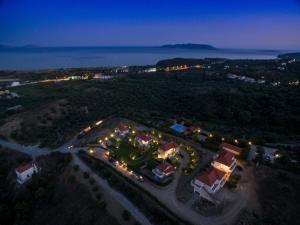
[{"x1": 1, "y1": 0, "x2": 300, "y2": 49}]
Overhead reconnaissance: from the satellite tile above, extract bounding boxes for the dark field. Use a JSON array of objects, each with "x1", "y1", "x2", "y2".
[{"x1": 0, "y1": 149, "x2": 119, "y2": 225}]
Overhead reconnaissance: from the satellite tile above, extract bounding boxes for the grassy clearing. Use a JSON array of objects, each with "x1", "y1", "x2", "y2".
[{"x1": 109, "y1": 138, "x2": 160, "y2": 170}]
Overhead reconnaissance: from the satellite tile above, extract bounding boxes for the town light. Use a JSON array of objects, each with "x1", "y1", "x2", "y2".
[
  {"x1": 110, "y1": 133, "x2": 114, "y2": 138},
  {"x1": 132, "y1": 130, "x2": 136, "y2": 134},
  {"x1": 98, "y1": 139, "x2": 102, "y2": 143},
  {"x1": 105, "y1": 137, "x2": 108, "y2": 141},
  {"x1": 234, "y1": 139, "x2": 238, "y2": 144},
  {"x1": 197, "y1": 129, "x2": 201, "y2": 133},
  {"x1": 221, "y1": 137, "x2": 225, "y2": 141},
  {"x1": 248, "y1": 141, "x2": 252, "y2": 145},
  {"x1": 89, "y1": 149, "x2": 94, "y2": 154},
  {"x1": 209, "y1": 133, "x2": 213, "y2": 138}
]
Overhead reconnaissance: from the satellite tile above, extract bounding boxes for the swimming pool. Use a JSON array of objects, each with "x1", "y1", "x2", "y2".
[{"x1": 170, "y1": 124, "x2": 186, "y2": 133}]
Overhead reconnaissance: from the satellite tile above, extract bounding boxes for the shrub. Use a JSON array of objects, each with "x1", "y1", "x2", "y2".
[
  {"x1": 236, "y1": 165, "x2": 243, "y2": 171},
  {"x1": 89, "y1": 178, "x2": 96, "y2": 185},
  {"x1": 98, "y1": 201, "x2": 107, "y2": 210},
  {"x1": 83, "y1": 171, "x2": 90, "y2": 179},
  {"x1": 96, "y1": 193, "x2": 102, "y2": 200},
  {"x1": 122, "y1": 210, "x2": 131, "y2": 221},
  {"x1": 73, "y1": 164, "x2": 80, "y2": 171},
  {"x1": 68, "y1": 175, "x2": 76, "y2": 184},
  {"x1": 92, "y1": 186, "x2": 99, "y2": 192}
]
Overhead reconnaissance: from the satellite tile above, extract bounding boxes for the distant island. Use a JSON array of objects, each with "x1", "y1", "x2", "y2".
[
  {"x1": 160, "y1": 43, "x2": 217, "y2": 50},
  {"x1": 278, "y1": 52, "x2": 300, "y2": 59}
]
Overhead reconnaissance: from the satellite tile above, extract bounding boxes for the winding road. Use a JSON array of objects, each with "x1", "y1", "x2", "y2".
[{"x1": 0, "y1": 138, "x2": 153, "y2": 225}]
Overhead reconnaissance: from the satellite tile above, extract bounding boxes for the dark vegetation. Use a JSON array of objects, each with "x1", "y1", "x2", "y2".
[
  {"x1": 1, "y1": 59, "x2": 300, "y2": 147},
  {"x1": 254, "y1": 166, "x2": 300, "y2": 225},
  {"x1": 0, "y1": 149, "x2": 119, "y2": 225},
  {"x1": 278, "y1": 52, "x2": 300, "y2": 59}
]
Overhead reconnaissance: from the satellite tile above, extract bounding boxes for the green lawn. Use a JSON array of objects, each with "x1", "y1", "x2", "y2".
[{"x1": 109, "y1": 139, "x2": 160, "y2": 170}]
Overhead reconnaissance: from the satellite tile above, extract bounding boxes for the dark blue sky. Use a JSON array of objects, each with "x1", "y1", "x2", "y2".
[{"x1": 1, "y1": 0, "x2": 300, "y2": 49}]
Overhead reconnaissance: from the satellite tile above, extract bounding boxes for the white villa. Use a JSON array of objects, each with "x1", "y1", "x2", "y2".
[
  {"x1": 157, "y1": 141, "x2": 179, "y2": 159},
  {"x1": 191, "y1": 166, "x2": 226, "y2": 194},
  {"x1": 135, "y1": 133, "x2": 151, "y2": 148},
  {"x1": 152, "y1": 162, "x2": 175, "y2": 179},
  {"x1": 211, "y1": 150, "x2": 237, "y2": 174},
  {"x1": 191, "y1": 143, "x2": 242, "y2": 199},
  {"x1": 15, "y1": 162, "x2": 39, "y2": 184},
  {"x1": 115, "y1": 123, "x2": 130, "y2": 136}
]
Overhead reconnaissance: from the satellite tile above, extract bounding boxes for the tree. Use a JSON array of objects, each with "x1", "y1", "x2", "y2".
[
  {"x1": 68, "y1": 175, "x2": 76, "y2": 184},
  {"x1": 73, "y1": 164, "x2": 80, "y2": 172},
  {"x1": 122, "y1": 210, "x2": 131, "y2": 221},
  {"x1": 83, "y1": 172, "x2": 90, "y2": 179},
  {"x1": 34, "y1": 187, "x2": 46, "y2": 200}
]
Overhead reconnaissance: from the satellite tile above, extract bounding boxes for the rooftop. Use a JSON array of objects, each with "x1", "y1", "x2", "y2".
[
  {"x1": 159, "y1": 141, "x2": 178, "y2": 151},
  {"x1": 214, "y1": 150, "x2": 235, "y2": 167},
  {"x1": 136, "y1": 133, "x2": 151, "y2": 142},
  {"x1": 15, "y1": 163, "x2": 34, "y2": 173},
  {"x1": 117, "y1": 123, "x2": 129, "y2": 132},
  {"x1": 156, "y1": 162, "x2": 175, "y2": 174},
  {"x1": 196, "y1": 166, "x2": 225, "y2": 186},
  {"x1": 220, "y1": 142, "x2": 242, "y2": 154}
]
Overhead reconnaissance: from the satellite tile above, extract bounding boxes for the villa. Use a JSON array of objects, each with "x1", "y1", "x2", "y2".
[
  {"x1": 220, "y1": 142, "x2": 242, "y2": 155},
  {"x1": 157, "y1": 141, "x2": 179, "y2": 159},
  {"x1": 211, "y1": 150, "x2": 237, "y2": 174},
  {"x1": 152, "y1": 162, "x2": 175, "y2": 179},
  {"x1": 191, "y1": 143, "x2": 241, "y2": 198},
  {"x1": 115, "y1": 123, "x2": 130, "y2": 136},
  {"x1": 15, "y1": 162, "x2": 39, "y2": 184},
  {"x1": 191, "y1": 166, "x2": 226, "y2": 194},
  {"x1": 135, "y1": 133, "x2": 151, "y2": 147}
]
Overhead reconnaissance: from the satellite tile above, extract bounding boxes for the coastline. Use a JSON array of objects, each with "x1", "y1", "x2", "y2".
[{"x1": 0, "y1": 47, "x2": 287, "y2": 71}]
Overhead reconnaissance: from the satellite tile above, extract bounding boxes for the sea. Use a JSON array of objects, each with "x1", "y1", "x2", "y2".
[{"x1": 0, "y1": 46, "x2": 295, "y2": 70}]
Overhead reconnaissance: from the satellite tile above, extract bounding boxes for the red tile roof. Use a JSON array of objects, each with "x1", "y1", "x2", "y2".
[
  {"x1": 136, "y1": 133, "x2": 151, "y2": 142},
  {"x1": 214, "y1": 150, "x2": 235, "y2": 167},
  {"x1": 187, "y1": 126, "x2": 199, "y2": 133},
  {"x1": 196, "y1": 166, "x2": 225, "y2": 186},
  {"x1": 156, "y1": 162, "x2": 174, "y2": 174},
  {"x1": 220, "y1": 142, "x2": 242, "y2": 155},
  {"x1": 159, "y1": 141, "x2": 178, "y2": 151},
  {"x1": 15, "y1": 163, "x2": 33, "y2": 173},
  {"x1": 117, "y1": 123, "x2": 128, "y2": 132}
]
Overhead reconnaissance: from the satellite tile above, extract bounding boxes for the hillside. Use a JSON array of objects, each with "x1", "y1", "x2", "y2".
[
  {"x1": 0, "y1": 149, "x2": 119, "y2": 225},
  {"x1": 278, "y1": 52, "x2": 300, "y2": 59}
]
